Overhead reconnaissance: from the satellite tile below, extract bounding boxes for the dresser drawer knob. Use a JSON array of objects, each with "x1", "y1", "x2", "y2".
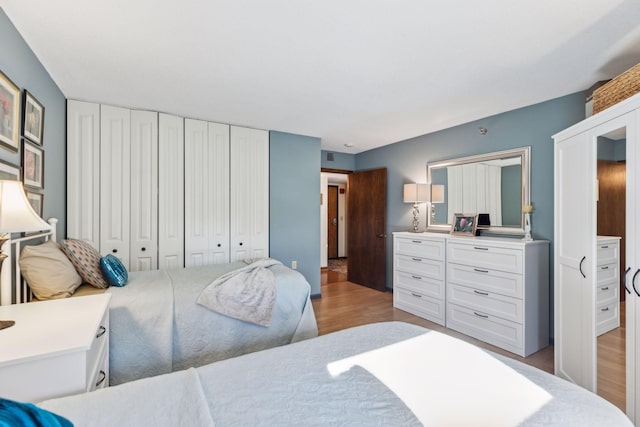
[
  {"x1": 473, "y1": 290, "x2": 489, "y2": 296},
  {"x1": 411, "y1": 240, "x2": 422, "y2": 244},
  {"x1": 474, "y1": 268, "x2": 489, "y2": 273},
  {"x1": 601, "y1": 286, "x2": 609, "y2": 291},
  {"x1": 411, "y1": 257, "x2": 422, "y2": 262},
  {"x1": 473, "y1": 246, "x2": 489, "y2": 251},
  {"x1": 601, "y1": 245, "x2": 609, "y2": 249},
  {"x1": 96, "y1": 326, "x2": 107, "y2": 338},
  {"x1": 410, "y1": 293, "x2": 422, "y2": 298},
  {"x1": 95, "y1": 370, "x2": 106, "y2": 387},
  {"x1": 473, "y1": 311, "x2": 489, "y2": 319},
  {"x1": 601, "y1": 266, "x2": 609, "y2": 270},
  {"x1": 411, "y1": 275, "x2": 422, "y2": 280},
  {"x1": 601, "y1": 307, "x2": 610, "y2": 312}
]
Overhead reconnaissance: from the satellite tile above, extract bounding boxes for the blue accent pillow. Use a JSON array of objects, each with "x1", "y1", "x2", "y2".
[
  {"x1": 100, "y1": 254, "x2": 128, "y2": 287},
  {"x1": 0, "y1": 397, "x2": 72, "y2": 427}
]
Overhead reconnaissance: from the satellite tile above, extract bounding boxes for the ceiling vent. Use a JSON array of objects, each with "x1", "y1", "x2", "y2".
[{"x1": 326, "y1": 152, "x2": 334, "y2": 161}]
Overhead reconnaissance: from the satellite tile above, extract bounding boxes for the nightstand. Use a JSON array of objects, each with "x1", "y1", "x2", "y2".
[{"x1": 0, "y1": 293, "x2": 111, "y2": 402}]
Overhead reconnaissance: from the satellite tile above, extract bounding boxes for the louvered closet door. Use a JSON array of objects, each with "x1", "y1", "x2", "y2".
[
  {"x1": 100, "y1": 105, "x2": 131, "y2": 268},
  {"x1": 67, "y1": 100, "x2": 100, "y2": 250},
  {"x1": 158, "y1": 113, "x2": 184, "y2": 270},
  {"x1": 208, "y1": 122, "x2": 230, "y2": 264},
  {"x1": 230, "y1": 126, "x2": 269, "y2": 262},
  {"x1": 130, "y1": 110, "x2": 158, "y2": 271}
]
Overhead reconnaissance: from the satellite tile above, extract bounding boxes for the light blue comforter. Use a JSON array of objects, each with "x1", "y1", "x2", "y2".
[{"x1": 107, "y1": 262, "x2": 317, "y2": 385}]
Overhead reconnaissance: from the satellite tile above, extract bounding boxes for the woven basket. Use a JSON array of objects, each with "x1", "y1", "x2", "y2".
[{"x1": 592, "y1": 63, "x2": 640, "y2": 114}]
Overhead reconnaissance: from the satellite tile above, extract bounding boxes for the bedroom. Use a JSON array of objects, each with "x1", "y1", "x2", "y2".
[{"x1": 0, "y1": 1, "x2": 640, "y2": 425}]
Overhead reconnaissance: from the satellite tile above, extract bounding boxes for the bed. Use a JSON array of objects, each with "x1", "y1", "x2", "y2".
[
  {"x1": 36, "y1": 321, "x2": 631, "y2": 427},
  {"x1": 0, "y1": 220, "x2": 318, "y2": 386}
]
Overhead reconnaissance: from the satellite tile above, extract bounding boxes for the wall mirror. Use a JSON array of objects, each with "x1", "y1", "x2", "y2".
[{"x1": 426, "y1": 146, "x2": 530, "y2": 235}]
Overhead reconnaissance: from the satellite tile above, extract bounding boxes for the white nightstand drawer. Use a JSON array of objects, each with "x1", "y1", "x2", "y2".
[
  {"x1": 395, "y1": 254, "x2": 445, "y2": 280},
  {"x1": 395, "y1": 237, "x2": 445, "y2": 261},
  {"x1": 597, "y1": 263, "x2": 618, "y2": 285},
  {"x1": 596, "y1": 301, "x2": 620, "y2": 336},
  {"x1": 596, "y1": 282, "x2": 619, "y2": 305},
  {"x1": 394, "y1": 287, "x2": 445, "y2": 326},
  {"x1": 446, "y1": 303, "x2": 524, "y2": 356},
  {"x1": 447, "y1": 242, "x2": 522, "y2": 274},
  {"x1": 447, "y1": 283, "x2": 523, "y2": 324},
  {"x1": 89, "y1": 350, "x2": 109, "y2": 392},
  {"x1": 394, "y1": 271, "x2": 444, "y2": 299},
  {"x1": 86, "y1": 307, "x2": 109, "y2": 385},
  {"x1": 447, "y1": 262, "x2": 523, "y2": 298},
  {"x1": 597, "y1": 241, "x2": 619, "y2": 266}
]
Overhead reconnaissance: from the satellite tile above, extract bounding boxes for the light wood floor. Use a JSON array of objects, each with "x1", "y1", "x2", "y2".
[{"x1": 313, "y1": 268, "x2": 626, "y2": 412}]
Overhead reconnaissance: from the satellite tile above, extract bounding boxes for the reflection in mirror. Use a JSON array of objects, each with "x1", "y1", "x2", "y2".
[{"x1": 427, "y1": 147, "x2": 530, "y2": 235}]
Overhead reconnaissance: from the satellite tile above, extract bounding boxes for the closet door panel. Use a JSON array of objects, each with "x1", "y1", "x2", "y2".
[
  {"x1": 67, "y1": 101, "x2": 100, "y2": 249},
  {"x1": 208, "y1": 122, "x2": 230, "y2": 264},
  {"x1": 158, "y1": 113, "x2": 184, "y2": 270},
  {"x1": 100, "y1": 105, "x2": 131, "y2": 268},
  {"x1": 130, "y1": 110, "x2": 158, "y2": 272},
  {"x1": 230, "y1": 126, "x2": 269, "y2": 262},
  {"x1": 185, "y1": 119, "x2": 209, "y2": 266}
]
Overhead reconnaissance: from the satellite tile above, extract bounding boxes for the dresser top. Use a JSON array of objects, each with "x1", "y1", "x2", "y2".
[
  {"x1": 0, "y1": 294, "x2": 111, "y2": 366},
  {"x1": 393, "y1": 231, "x2": 549, "y2": 247}
]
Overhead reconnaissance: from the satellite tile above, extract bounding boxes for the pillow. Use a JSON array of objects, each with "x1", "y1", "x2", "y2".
[
  {"x1": 100, "y1": 254, "x2": 128, "y2": 287},
  {"x1": 59, "y1": 239, "x2": 109, "y2": 289},
  {"x1": 0, "y1": 397, "x2": 73, "y2": 427},
  {"x1": 19, "y1": 240, "x2": 82, "y2": 300}
]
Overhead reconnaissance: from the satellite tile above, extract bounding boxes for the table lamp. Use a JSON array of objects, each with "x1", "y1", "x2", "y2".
[
  {"x1": 0, "y1": 180, "x2": 51, "y2": 330},
  {"x1": 403, "y1": 183, "x2": 428, "y2": 232}
]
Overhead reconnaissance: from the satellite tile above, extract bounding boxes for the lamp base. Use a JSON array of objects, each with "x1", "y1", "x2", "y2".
[{"x1": 0, "y1": 320, "x2": 15, "y2": 330}]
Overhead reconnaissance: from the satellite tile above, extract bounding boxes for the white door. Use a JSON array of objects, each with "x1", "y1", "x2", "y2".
[
  {"x1": 208, "y1": 122, "x2": 230, "y2": 264},
  {"x1": 130, "y1": 110, "x2": 158, "y2": 271},
  {"x1": 158, "y1": 113, "x2": 184, "y2": 270},
  {"x1": 554, "y1": 129, "x2": 597, "y2": 390},
  {"x1": 230, "y1": 126, "x2": 269, "y2": 262},
  {"x1": 67, "y1": 100, "x2": 100, "y2": 250}
]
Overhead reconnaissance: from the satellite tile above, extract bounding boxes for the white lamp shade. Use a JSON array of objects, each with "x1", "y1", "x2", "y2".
[
  {"x1": 403, "y1": 183, "x2": 429, "y2": 203},
  {"x1": 0, "y1": 180, "x2": 50, "y2": 233},
  {"x1": 431, "y1": 184, "x2": 445, "y2": 204}
]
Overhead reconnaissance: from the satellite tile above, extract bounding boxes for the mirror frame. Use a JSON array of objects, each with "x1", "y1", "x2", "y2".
[{"x1": 426, "y1": 146, "x2": 531, "y2": 235}]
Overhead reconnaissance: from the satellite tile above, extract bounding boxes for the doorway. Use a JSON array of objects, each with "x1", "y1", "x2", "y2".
[{"x1": 321, "y1": 171, "x2": 349, "y2": 283}]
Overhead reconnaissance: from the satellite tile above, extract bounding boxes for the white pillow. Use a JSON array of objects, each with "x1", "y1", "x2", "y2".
[{"x1": 19, "y1": 240, "x2": 82, "y2": 300}]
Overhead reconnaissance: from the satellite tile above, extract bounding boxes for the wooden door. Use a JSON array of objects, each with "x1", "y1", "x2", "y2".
[
  {"x1": 348, "y1": 168, "x2": 387, "y2": 291},
  {"x1": 328, "y1": 185, "x2": 338, "y2": 259}
]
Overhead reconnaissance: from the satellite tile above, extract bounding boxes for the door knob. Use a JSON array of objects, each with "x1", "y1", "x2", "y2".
[
  {"x1": 376, "y1": 233, "x2": 386, "y2": 238},
  {"x1": 332, "y1": 218, "x2": 337, "y2": 226}
]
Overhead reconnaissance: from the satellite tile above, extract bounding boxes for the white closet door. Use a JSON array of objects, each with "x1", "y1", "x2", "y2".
[
  {"x1": 185, "y1": 119, "x2": 210, "y2": 266},
  {"x1": 554, "y1": 130, "x2": 597, "y2": 391},
  {"x1": 208, "y1": 122, "x2": 230, "y2": 264},
  {"x1": 158, "y1": 113, "x2": 184, "y2": 270},
  {"x1": 100, "y1": 105, "x2": 131, "y2": 268},
  {"x1": 461, "y1": 163, "x2": 477, "y2": 213},
  {"x1": 447, "y1": 166, "x2": 463, "y2": 223},
  {"x1": 67, "y1": 100, "x2": 100, "y2": 249},
  {"x1": 230, "y1": 126, "x2": 269, "y2": 262},
  {"x1": 130, "y1": 110, "x2": 158, "y2": 271}
]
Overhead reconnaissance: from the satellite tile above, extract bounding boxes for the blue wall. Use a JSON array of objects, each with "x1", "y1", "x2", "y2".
[
  {"x1": 270, "y1": 131, "x2": 321, "y2": 296},
  {"x1": 355, "y1": 92, "x2": 586, "y2": 298},
  {"x1": 321, "y1": 150, "x2": 355, "y2": 171},
  {"x1": 0, "y1": 8, "x2": 67, "y2": 238}
]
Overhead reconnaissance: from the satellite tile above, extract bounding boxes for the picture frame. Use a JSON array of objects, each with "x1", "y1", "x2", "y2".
[
  {"x1": 22, "y1": 90, "x2": 44, "y2": 145},
  {"x1": 22, "y1": 139, "x2": 44, "y2": 189},
  {"x1": 0, "y1": 69, "x2": 20, "y2": 152},
  {"x1": 0, "y1": 159, "x2": 20, "y2": 180},
  {"x1": 450, "y1": 213, "x2": 478, "y2": 236},
  {"x1": 26, "y1": 190, "x2": 43, "y2": 217}
]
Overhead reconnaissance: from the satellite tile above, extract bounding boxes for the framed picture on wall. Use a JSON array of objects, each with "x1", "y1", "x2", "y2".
[
  {"x1": 23, "y1": 90, "x2": 44, "y2": 145},
  {"x1": 0, "y1": 159, "x2": 20, "y2": 180},
  {"x1": 450, "y1": 213, "x2": 478, "y2": 236},
  {"x1": 0, "y1": 69, "x2": 20, "y2": 152},
  {"x1": 22, "y1": 139, "x2": 44, "y2": 189},
  {"x1": 26, "y1": 190, "x2": 43, "y2": 216}
]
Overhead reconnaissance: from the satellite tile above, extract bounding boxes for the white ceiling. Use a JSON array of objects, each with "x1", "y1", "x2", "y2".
[{"x1": 2, "y1": 1, "x2": 640, "y2": 154}]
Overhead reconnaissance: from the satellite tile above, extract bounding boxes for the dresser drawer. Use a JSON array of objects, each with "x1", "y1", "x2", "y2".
[
  {"x1": 395, "y1": 237, "x2": 445, "y2": 261},
  {"x1": 446, "y1": 303, "x2": 523, "y2": 355},
  {"x1": 447, "y1": 283, "x2": 523, "y2": 324},
  {"x1": 89, "y1": 349, "x2": 109, "y2": 392},
  {"x1": 597, "y1": 241, "x2": 619, "y2": 266},
  {"x1": 447, "y1": 262, "x2": 523, "y2": 298},
  {"x1": 394, "y1": 287, "x2": 445, "y2": 326},
  {"x1": 394, "y1": 271, "x2": 444, "y2": 299},
  {"x1": 596, "y1": 263, "x2": 618, "y2": 285},
  {"x1": 596, "y1": 300, "x2": 620, "y2": 336},
  {"x1": 395, "y1": 255, "x2": 445, "y2": 281},
  {"x1": 86, "y1": 307, "x2": 109, "y2": 384},
  {"x1": 596, "y1": 281, "x2": 619, "y2": 305},
  {"x1": 447, "y1": 242, "x2": 522, "y2": 274}
]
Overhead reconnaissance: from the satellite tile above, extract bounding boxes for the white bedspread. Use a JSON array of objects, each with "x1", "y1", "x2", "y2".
[
  {"x1": 40, "y1": 322, "x2": 631, "y2": 427},
  {"x1": 107, "y1": 262, "x2": 317, "y2": 385}
]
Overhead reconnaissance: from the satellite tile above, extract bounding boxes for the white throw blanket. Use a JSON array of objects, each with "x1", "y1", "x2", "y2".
[{"x1": 197, "y1": 258, "x2": 282, "y2": 326}]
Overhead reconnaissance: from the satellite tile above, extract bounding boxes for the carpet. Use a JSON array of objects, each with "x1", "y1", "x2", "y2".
[{"x1": 327, "y1": 258, "x2": 347, "y2": 275}]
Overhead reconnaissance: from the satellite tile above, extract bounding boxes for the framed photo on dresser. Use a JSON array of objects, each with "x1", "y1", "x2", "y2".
[{"x1": 450, "y1": 213, "x2": 478, "y2": 236}]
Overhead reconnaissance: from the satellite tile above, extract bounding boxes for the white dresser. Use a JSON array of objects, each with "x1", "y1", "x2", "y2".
[
  {"x1": 596, "y1": 236, "x2": 621, "y2": 336},
  {"x1": 393, "y1": 233, "x2": 446, "y2": 325},
  {"x1": 393, "y1": 232, "x2": 549, "y2": 357},
  {"x1": 0, "y1": 294, "x2": 111, "y2": 402}
]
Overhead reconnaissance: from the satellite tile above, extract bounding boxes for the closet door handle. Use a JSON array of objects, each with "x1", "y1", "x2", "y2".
[
  {"x1": 579, "y1": 256, "x2": 586, "y2": 278},
  {"x1": 633, "y1": 269, "x2": 640, "y2": 297},
  {"x1": 623, "y1": 267, "x2": 631, "y2": 294}
]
